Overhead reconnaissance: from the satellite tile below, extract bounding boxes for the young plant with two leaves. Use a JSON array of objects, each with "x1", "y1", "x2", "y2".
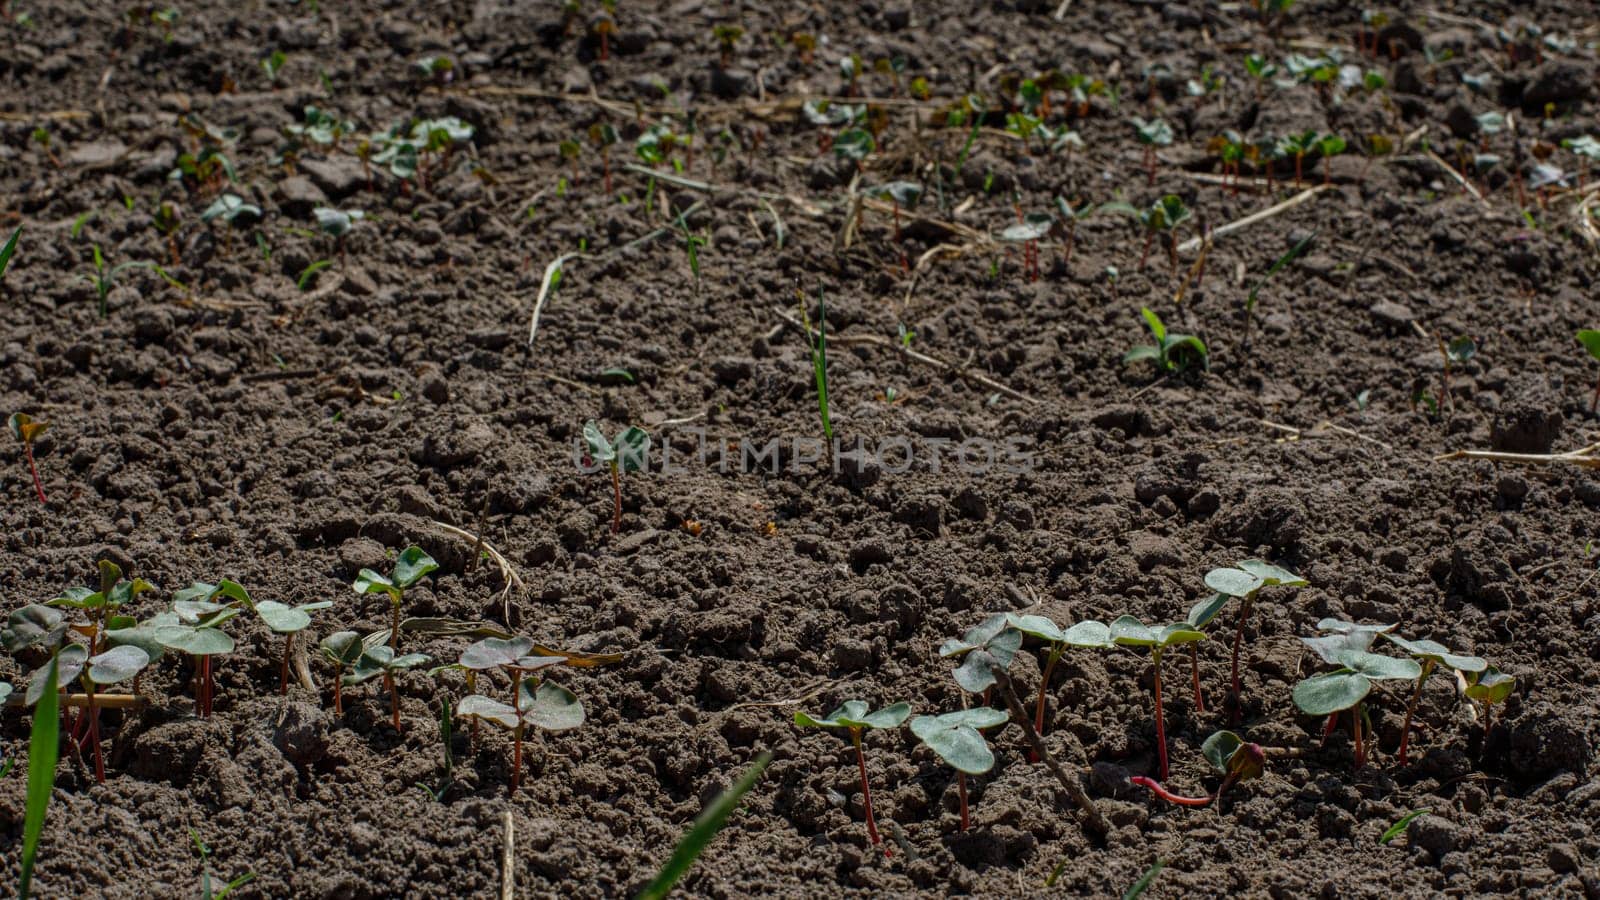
[
  {"x1": 352, "y1": 546, "x2": 438, "y2": 649},
  {"x1": 1004, "y1": 614, "x2": 1111, "y2": 738},
  {"x1": 1293, "y1": 624, "x2": 1419, "y2": 768},
  {"x1": 1132, "y1": 729, "x2": 1266, "y2": 807},
  {"x1": 9, "y1": 412, "x2": 49, "y2": 505},
  {"x1": 344, "y1": 645, "x2": 431, "y2": 733},
  {"x1": 1111, "y1": 616, "x2": 1206, "y2": 782},
  {"x1": 582, "y1": 421, "x2": 651, "y2": 534},
  {"x1": 794, "y1": 701, "x2": 911, "y2": 857},
  {"x1": 453, "y1": 638, "x2": 584, "y2": 794},
  {"x1": 1187, "y1": 560, "x2": 1306, "y2": 722},
  {"x1": 1123, "y1": 307, "x2": 1208, "y2": 374},
  {"x1": 910, "y1": 707, "x2": 1008, "y2": 831},
  {"x1": 1378, "y1": 630, "x2": 1487, "y2": 764}
]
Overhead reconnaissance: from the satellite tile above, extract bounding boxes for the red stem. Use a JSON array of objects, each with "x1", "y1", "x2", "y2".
[
  {"x1": 610, "y1": 464, "x2": 622, "y2": 534},
  {"x1": 1321, "y1": 711, "x2": 1339, "y2": 745},
  {"x1": 853, "y1": 730, "x2": 889, "y2": 857},
  {"x1": 512, "y1": 726, "x2": 523, "y2": 795},
  {"x1": 87, "y1": 682, "x2": 105, "y2": 784},
  {"x1": 1352, "y1": 706, "x2": 1366, "y2": 769},
  {"x1": 390, "y1": 599, "x2": 401, "y2": 650},
  {"x1": 1153, "y1": 649, "x2": 1168, "y2": 782},
  {"x1": 1189, "y1": 643, "x2": 1205, "y2": 713},
  {"x1": 1034, "y1": 647, "x2": 1061, "y2": 735},
  {"x1": 387, "y1": 672, "x2": 400, "y2": 732},
  {"x1": 24, "y1": 443, "x2": 45, "y2": 504},
  {"x1": 1398, "y1": 661, "x2": 1432, "y2": 766},
  {"x1": 1130, "y1": 776, "x2": 1210, "y2": 807},
  {"x1": 280, "y1": 634, "x2": 291, "y2": 695},
  {"x1": 958, "y1": 772, "x2": 969, "y2": 831}
]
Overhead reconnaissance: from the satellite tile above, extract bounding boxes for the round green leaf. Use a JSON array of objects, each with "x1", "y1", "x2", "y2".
[
  {"x1": 1292, "y1": 670, "x2": 1370, "y2": 715},
  {"x1": 319, "y1": 631, "x2": 363, "y2": 666},
  {"x1": 1316, "y1": 618, "x2": 1393, "y2": 637},
  {"x1": 352, "y1": 569, "x2": 397, "y2": 598},
  {"x1": 583, "y1": 420, "x2": 614, "y2": 461},
  {"x1": 156, "y1": 625, "x2": 235, "y2": 657},
  {"x1": 1110, "y1": 615, "x2": 1157, "y2": 646},
  {"x1": 1236, "y1": 559, "x2": 1307, "y2": 587},
  {"x1": 256, "y1": 601, "x2": 312, "y2": 634},
  {"x1": 940, "y1": 614, "x2": 1012, "y2": 657},
  {"x1": 1156, "y1": 624, "x2": 1206, "y2": 648},
  {"x1": 1338, "y1": 649, "x2": 1422, "y2": 681},
  {"x1": 1005, "y1": 613, "x2": 1065, "y2": 643},
  {"x1": 910, "y1": 711, "x2": 1001, "y2": 774},
  {"x1": 1205, "y1": 568, "x2": 1264, "y2": 598},
  {"x1": 29, "y1": 645, "x2": 87, "y2": 705},
  {"x1": 1300, "y1": 631, "x2": 1374, "y2": 665},
  {"x1": 456, "y1": 694, "x2": 520, "y2": 729},
  {"x1": 1578, "y1": 330, "x2": 1600, "y2": 363},
  {"x1": 393, "y1": 546, "x2": 439, "y2": 589},
  {"x1": 1060, "y1": 620, "x2": 1113, "y2": 648},
  {"x1": 460, "y1": 636, "x2": 536, "y2": 670},
  {"x1": 87, "y1": 645, "x2": 150, "y2": 685},
  {"x1": 1201, "y1": 730, "x2": 1244, "y2": 774},
  {"x1": 523, "y1": 681, "x2": 585, "y2": 731},
  {"x1": 1466, "y1": 666, "x2": 1514, "y2": 704},
  {"x1": 2, "y1": 604, "x2": 67, "y2": 653},
  {"x1": 1187, "y1": 592, "x2": 1232, "y2": 628},
  {"x1": 1380, "y1": 634, "x2": 1486, "y2": 673}
]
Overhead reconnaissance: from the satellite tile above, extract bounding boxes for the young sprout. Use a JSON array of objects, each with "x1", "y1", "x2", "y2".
[
  {"x1": 319, "y1": 631, "x2": 363, "y2": 714},
  {"x1": 9, "y1": 413, "x2": 48, "y2": 504},
  {"x1": 84, "y1": 245, "x2": 155, "y2": 319},
  {"x1": 449, "y1": 636, "x2": 567, "y2": 741},
  {"x1": 866, "y1": 181, "x2": 922, "y2": 253},
  {"x1": 1293, "y1": 629, "x2": 1419, "y2": 768},
  {"x1": 1131, "y1": 729, "x2": 1266, "y2": 806},
  {"x1": 910, "y1": 708, "x2": 1009, "y2": 831},
  {"x1": 261, "y1": 49, "x2": 286, "y2": 85},
  {"x1": 253, "y1": 598, "x2": 334, "y2": 694},
  {"x1": 286, "y1": 106, "x2": 354, "y2": 150},
  {"x1": 1131, "y1": 117, "x2": 1174, "y2": 185},
  {"x1": 313, "y1": 207, "x2": 364, "y2": 266},
  {"x1": 939, "y1": 613, "x2": 1021, "y2": 696},
  {"x1": 1437, "y1": 335, "x2": 1477, "y2": 411},
  {"x1": 798, "y1": 292, "x2": 832, "y2": 444},
  {"x1": 162, "y1": 580, "x2": 248, "y2": 717},
  {"x1": 1136, "y1": 194, "x2": 1190, "y2": 270},
  {"x1": 1315, "y1": 133, "x2": 1346, "y2": 185},
  {"x1": 712, "y1": 24, "x2": 742, "y2": 67},
  {"x1": 1577, "y1": 330, "x2": 1600, "y2": 412},
  {"x1": 1379, "y1": 633, "x2": 1486, "y2": 765},
  {"x1": 582, "y1": 421, "x2": 651, "y2": 534},
  {"x1": 558, "y1": 138, "x2": 582, "y2": 183},
  {"x1": 1188, "y1": 560, "x2": 1306, "y2": 722},
  {"x1": 456, "y1": 675, "x2": 583, "y2": 794},
  {"x1": 1000, "y1": 212, "x2": 1053, "y2": 283},
  {"x1": 1005, "y1": 614, "x2": 1111, "y2": 737},
  {"x1": 1054, "y1": 197, "x2": 1094, "y2": 268},
  {"x1": 1464, "y1": 666, "x2": 1515, "y2": 743},
  {"x1": 344, "y1": 646, "x2": 431, "y2": 733},
  {"x1": 794, "y1": 701, "x2": 911, "y2": 856},
  {"x1": 1111, "y1": 616, "x2": 1206, "y2": 782},
  {"x1": 590, "y1": 10, "x2": 617, "y2": 61},
  {"x1": 1243, "y1": 54, "x2": 1278, "y2": 99},
  {"x1": 588, "y1": 122, "x2": 618, "y2": 193},
  {"x1": 1275, "y1": 130, "x2": 1319, "y2": 188},
  {"x1": 352, "y1": 545, "x2": 439, "y2": 649},
  {"x1": 832, "y1": 128, "x2": 875, "y2": 168},
  {"x1": 1123, "y1": 307, "x2": 1208, "y2": 374}
]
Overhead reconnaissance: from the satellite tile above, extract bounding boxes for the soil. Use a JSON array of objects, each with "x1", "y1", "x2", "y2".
[{"x1": 2, "y1": 1, "x2": 1599, "y2": 897}]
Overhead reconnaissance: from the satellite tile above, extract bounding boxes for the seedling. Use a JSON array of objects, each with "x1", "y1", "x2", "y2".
[
  {"x1": 1464, "y1": 666, "x2": 1515, "y2": 742},
  {"x1": 1275, "y1": 130, "x2": 1319, "y2": 187},
  {"x1": 1436, "y1": 335, "x2": 1477, "y2": 411},
  {"x1": 455, "y1": 676, "x2": 583, "y2": 794},
  {"x1": 1136, "y1": 194, "x2": 1190, "y2": 270},
  {"x1": 1131, "y1": 729, "x2": 1265, "y2": 806},
  {"x1": 1111, "y1": 616, "x2": 1206, "y2": 781},
  {"x1": 19, "y1": 650, "x2": 60, "y2": 900},
  {"x1": 591, "y1": 11, "x2": 617, "y2": 61},
  {"x1": 344, "y1": 646, "x2": 431, "y2": 732},
  {"x1": 1189, "y1": 559, "x2": 1306, "y2": 722},
  {"x1": 313, "y1": 207, "x2": 363, "y2": 265},
  {"x1": 450, "y1": 635, "x2": 568, "y2": 743},
  {"x1": 1379, "y1": 633, "x2": 1486, "y2": 764},
  {"x1": 794, "y1": 701, "x2": 911, "y2": 856},
  {"x1": 1054, "y1": 197, "x2": 1094, "y2": 268},
  {"x1": 286, "y1": 106, "x2": 353, "y2": 150},
  {"x1": 31, "y1": 126, "x2": 60, "y2": 168},
  {"x1": 712, "y1": 24, "x2": 742, "y2": 67},
  {"x1": 1315, "y1": 133, "x2": 1346, "y2": 184},
  {"x1": 588, "y1": 122, "x2": 618, "y2": 193},
  {"x1": 558, "y1": 138, "x2": 581, "y2": 183},
  {"x1": 261, "y1": 50, "x2": 286, "y2": 85},
  {"x1": 674, "y1": 212, "x2": 706, "y2": 292},
  {"x1": 1240, "y1": 232, "x2": 1315, "y2": 352},
  {"x1": 582, "y1": 421, "x2": 651, "y2": 534},
  {"x1": 252, "y1": 598, "x2": 334, "y2": 694},
  {"x1": 161, "y1": 581, "x2": 248, "y2": 717},
  {"x1": 797, "y1": 292, "x2": 832, "y2": 444},
  {"x1": 9, "y1": 413, "x2": 48, "y2": 504},
  {"x1": 1000, "y1": 212, "x2": 1053, "y2": 282},
  {"x1": 352, "y1": 546, "x2": 438, "y2": 649},
  {"x1": 1005, "y1": 614, "x2": 1111, "y2": 736},
  {"x1": 1577, "y1": 330, "x2": 1600, "y2": 411},
  {"x1": 910, "y1": 708, "x2": 1009, "y2": 830},
  {"x1": 939, "y1": 613, "x2": 1021, "y2": 696},
  {"x1": 1243, "y1": 54, "x2": 1278, "y2": 99},
  {"x1": 1123, "y1": 307, "x2": 1208, "y2": 374},
  {"x1": 318, "y1": 631, "x2": 363, "y2": 714},
  {"x1": 867, "y1": 181, "x2": 922, "y2": 255},
  {"x1": 1131, "y1": 117, "x2": 1173, "y2": 185},
  {"x1": 832, "y1": 128, "x2": 875, "y2": 168},
  {"x1": 84, "y1": 245, "x2": 153, "y2": 318},
  {"x1": 189, "y1": 829, "x2": 256, "y2": 899},
  {"x1": 1293, "y1": 629, "x2": 1420, "y2": 768}
]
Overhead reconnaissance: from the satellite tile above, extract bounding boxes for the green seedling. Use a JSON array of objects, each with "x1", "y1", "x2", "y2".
[
  {"x1": 31, "y1": 126, "x2": 60, "y2": 168},
  {"x1": 1294, "y1": 629, "x2": 1420, "y2": 768},
  {"x1": 1274, "y1": 130, "x2": 1319, "y2": 187},
  {"x1": 910, "y1": 708, "x2": 1008, "y2": 831},
  {"x1": 200, "y1": 194, "x2": 261, "y2": 253},
  {"x1": 318, "y1": 631, "x2": 363, "y2": 714},
  {"x1": 940, "y1": 613, "x2": 1021, "y2": 695},
  {"x1": 712, "y1": 23, "x2": 742, "y2": 67},
  {"x1": 1131, "y1": 729, "x2": 1266, "y2": 806},
  {"x1": 674, "y1": 212, "x2": 706, "y2": 291},
  {"x1": 448, "y1": 636, "x2": 568, "y2": 740},
  {"x1": 840, "y1": 53, "x2": 863, "y2": 96},
  {"x1": 1464, "y1": 666, "x2": 1515, "y2": 743},
  {"x1": 1437, "y1": 335, "x2": 1476, "y2": 411},
  {"x1": 1380, "y1": 633, "x2": 1486, "y2": 765},
  {"x1": 1135, "y1": 194, "x2": 1190, "y2": 270},
  {"x1": 413, "y1": 55, "x2": 455, "y2": 85},
  {"x1": 1241, "y1": 232, "x2": 1315, "y2": 352},
  {"x1": 345, "y1": 645, "x2": 431, "y2": 733},
  {"x1": 313, "y1": 207, "x2": 363, "y2": 265},
  {"x1": 1123, "y1": 307, "x2": 1208, "y2": 374},
  {"x1": 1054, "y1": 197, "x2": 1094, "y2": 267},
  {"x1": 1005, "y1": 614, "x2": 1111, "y2": 737},
  {"x1": 1562, "y1": 136, "x2": 1600, "y2": 190},
  {"x1": 588, "y1": 122, "x2": 618, "y2": 192},
  {"x1": 637, "y1": 752, "x2": 771, "y2": 900},
  {"x1": 868, "y1": 181, "x2": 922, "y2": 251},
  {"x1": 251, "y1": 598, "x2": 334, "y2": 694},
  {"x1": 1380, "y1": 808, "x2": 1431, "y2": 845},
  {"x1": 161, "y1": 581, "x2": 248, "y2": 717},
  {"x1": 19, "y1": 650, "x2": 60, "y2": 900},
  {"x1": 455, "y1": 676, "x2": 583, "y2": 794},
  {"x1": 1243, "y1": 54, "x2": 1278, "y2": 98},
  {"x1": 352, "y1": 545, "x2": 438, "y2": 649},
  {"x1": 833, "y1": 128, "x2": 875, "y2": 167},
  {"x1": 9, "y1": 413, "x2": 49, "y2": 504},
  {"x1": 261, "y1": 50, "x2": 286, "y2": 85},
  {"x1": 798, "y1": 292, "x2": 832, "y2": 443},
  {"x1": 0, "y1": 224, "x2": 19, "y2": 282},
  {"x1": 1577, "y1": 330, "x2": 1600, "y2": 411},
  {"x1": 1131, "y1": 116, "x2": 1173, "y2": 185},
  {"x1": 591, "y1": 11, "x2": 617, "y2": 61},
  {"x1": 84, "y1": 245, "x2": 153, "y2": 318},
  {"x1": 794, "y1": 701, "x2": 911, "y2": 857},
  {"x1": 1189, "y1": 560, "x2": 1306, "y2": 722},
  {"x1": 1111, "y1": 616, "x2": 1206, "y2": 781},
  {"x1": 1000, "y1": 212, "x2": 1053, "y2": 282},
  {"x1": 169, "y1": 146, "x2": 236, "y2": 195},
  {"x1": 635, "y1": 122, "x2": 680, "y2": 168},
  {"x1": 1315, "y1": 133, "x2": 1346, "y2": 184},
  {"x1": 582, "y1": 421, "x2": 651, "y2": 534},
  {"x1": 558, "y1": 138, "x2": 581, "y2": 183},
  {"x1": 371, "y1": 116, "x2": 475, "y2": 190},
  {"x1": 189, "y1": 829, "x2": 255, "y2": 899}
]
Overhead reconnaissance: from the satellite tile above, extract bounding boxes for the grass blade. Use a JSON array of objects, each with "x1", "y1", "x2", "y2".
[
  {"x1": 19, "y1": 654, "x2": 61, "y2": 899},
  {"x1": 634, "y1": 751, "x2": 770, "y2": 900},
  {"x1": 1122, "y1": 859, "x2": 1165, "y2": 900},
  {"x1": 811, "y1": 292, "x2": 832, "y2": 441},
  {"x1": 0, "y1": 226, "x2": 20, "y2": 280},
  {"x1": 1380, "y1": 807, "x2": 1431, "y2": 844}
]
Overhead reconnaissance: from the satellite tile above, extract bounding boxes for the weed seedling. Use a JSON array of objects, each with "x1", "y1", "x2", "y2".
[
  {"x1": 353, "y1": 546, "x2": 438, "y2": 649},
  {"x1": 1189, "y1": 560, "x2": 1306, "y2": 722},
  {"x1": 84, "y1": 245, "x2": 153, "y2": 318},
  {"x1": 1111, "y1": 616, "x2": 1206, "y2": 781},
  {"x1": 1436, "y1": 335, "x2": 1476, "y2": 411},
  {"x1": 18, "y1": 650, "x2": 60, "y2": 899},
  {"x1": 313, "y1": 207, "x2": 363, "y2": 265},
  {"x1": 582, "y1": 421, "x2": 651, "y2": 534},
  {"x1": 1240, "y1": 232, "x2": 1315, "y2": 352},
  {"x1": 798, "y1": 292, "x2": 833, "y2": 444},
  {"x1": 319, "y1": 631, "x2": 363, "y2": 714},
  {"x1": 261, "y1": 50, "x2": 286, "y2": 85},
  {"x1": 1294, "y1": 629, "x2": 1420, "y2": 768},
  {"x1": 1123, "y1": 307, "x2": 1208, "y2": 374},
  {"x1": 1578, "y1": 330, "x2": 1600, "y2": 411},
  {"x1": 1131, "y1": 117, "x2": 1174, "y2": 185},
  {"x1": 637, "y1": 753, "x2": 770, "y2": 900},
  {"x1": 345, "y1": 646, "x2": 431, "y2": 732},
  {"x1": 189, "y1": 829, "x2": 255, "y2": 899},
  {"x1": 910, "y1": 708, "x2": 1008, "y2": 831},
  {"x1": 9, "y1": 413, "x2": 48, "y2": 504},
  {"x1": 1379, "y1": 633, "x2": 1486, "y2": 764},
  {"x1": 794, "y1": 701, "x2": 911, "y2": 856},
  {"x1": 712, "y1": 24, "x2": 742, "y2": 66},
  {"x1": 456, "y1": 676, "x2": 583, "y2": 793},
  {"x1": 1005, "y1": 614, "x2": 1110, "y2": 736},
  {"x1": 1465, "y1": 666, "x2": 1515, "y2": 743}
]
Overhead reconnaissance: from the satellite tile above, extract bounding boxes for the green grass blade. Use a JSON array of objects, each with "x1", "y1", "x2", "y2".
[
  {"x1": 1245, "y1": 231, "x2": 1315, "y2": 313},
  {"x1": 1380, "y1": 808, "x2": 1430, "y2": 844},
  {"x1": 19, "y1": 654, "x2": 61, "y2": 899},
  {"x1": 0, "y1": 226, "x2": 21, "y2": 279},
  {"x1": 1122, "y1": 859, "x2": 1165, "y2": 900},
  {"x1": 813, "y1": 292, "x2": 832, "y2": 441},
  {"x1": 634, "y1": 752, "x2": 770, "y2": 900}
]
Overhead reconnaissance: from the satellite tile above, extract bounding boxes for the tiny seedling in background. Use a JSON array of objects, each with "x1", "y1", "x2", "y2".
[
  {"x1": 344, "y1": 645, "x2": 431, "y2": 732},
  {"x1": 1575, "y1": 330, "x2": 1600, "y2": 411},
  {"x1": 910, "y1": 707, "x2": 1008, "y2": 831},
  {"x1": 1131, "y1": 116, "x2": 1174, "y2": 185},
  {"x1": 794, "y1": 700, "x2": 911, "y2": 857},
  {"x1": 1055, "y1": 196, "x2": 1094, "y2": 268},
  {"x1": 455, "y1": 676, "x2": 583, "y2": 794},
  {"x1": 1379, "y1": 633, "x2": 1486, "y2": 765},
  {"x1": 582, "y1": 421, "x2": 651, "y2": 534},
  {"x1": 1438, "y1": 335, "x2": 1477, "y2": 410},
  {"x1": 1124, "y1": 307, "x2": 1208, "y2": 374},
  {"x1": 84, "y1": 245, "x2": 153, "y2": 319},
  {"x1": 1190, "y1": 560, "x2": 1306, "y2": 722},
  {"x1": 353, "y1": 546, "x2": 438, "y2": 649},
  {"x1": 1111, "y1": 616, "x2": 1206, "y2": 782},
  {"x1": 9, "y1": 413, "x2": 49, "y2": 504},
  {"x1": 313, "y1": 207, "x2": 364, "y2": 265},
  {"x1": 798, "y1": 291, "x2": 833, "y2": 444},
  {"x1": 1464, "y1": 666, "x2": 1515, "y2": 743},
  {"x1": 189, "y1": 829, "x2": 256, "y2": 899},
  {"x1": 1241, "y1": 233, "x2": 1315, "y2": 352},
  {"x1": 319, "y1": 631, "x2": 364, "y2": 714},
  {"x1": 261, "y1": 50, "x2": 286, "y2": 85},
  {"x1": 1135, "y1": 194, "x2": 1190, "y2": 271},
  {"x1": 588, "y1": 122, "x2": 618, "y2": 192}
]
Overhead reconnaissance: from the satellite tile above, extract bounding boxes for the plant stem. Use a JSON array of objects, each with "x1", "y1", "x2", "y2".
[
  {"x1": 851, "y1": 729, "x2": 887, "y2": 857},
  {"x1": 1034, "y1": 646, "x2": 1062, "y2": 735},
  {"x1": 390, "y1": 598, "x2": 401, "y2": 649},
  {"x1": 86, "y1": 680, "x2": 105, "y2": 784},
  {"x1": 333, "y1": 669, "x2": 343, "y2": 714},
  {"x1": 386, "y1": 672, "x2": 401, "y2": 732},
  {"x1": 1483, "y1": 699, "x2": 1495, "y2": 743},
  {"x1": 24, "y1": 442, "x2": 45, "y2": 504},
  {"x1": 280, "y1": 634, "x2": 292, "y2": 695},
  {"x1": 610, "y1": 464, "x2": 622, "y2": 534},
  {"x1": 1189, "y1": 643, "x2": 1205, "y2": 712},
  {"x1": 1352, "y1": 704, "x2": 1366, "y2": 769},
  {"x1": 1152, "y1": 648, "x2": 1168, "y2": 782},
  {"x1": 1130, "y1": 775, "x2": 1210, "y2": 806},
  {"x1": 1397, "y1": 660, "x2": 1434, "y2": 765},
  {"x1": 958, "y1": 772, "x2": 969, "y2": 831},
  {"x1": 512, "y1": 725, "x2": 523, "y2": 795},
  {"x1": 1228, "y1": 596, "x2": 1254, "y2": 724},
  {"x1": 1321, "y1": 711, "x2": 1339, "y2": 745},
  {"x1": 988, "y1": 665, "x2": 1109, "y2": 836}
]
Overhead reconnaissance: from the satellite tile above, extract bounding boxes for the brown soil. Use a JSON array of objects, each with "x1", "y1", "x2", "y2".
[{"x1": 2, "y1": 1, "x2": 1599, "y2": 897}]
